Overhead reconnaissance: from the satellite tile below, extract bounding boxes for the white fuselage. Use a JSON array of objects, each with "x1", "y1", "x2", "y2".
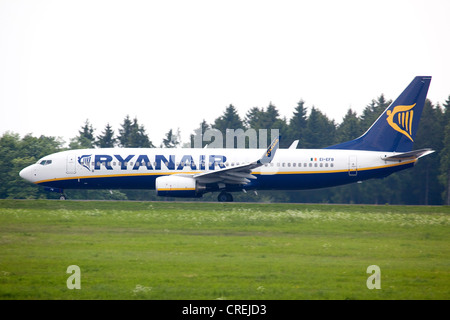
[{"x1": 19, "y1": 147, "x2": 416, "y2": 192}]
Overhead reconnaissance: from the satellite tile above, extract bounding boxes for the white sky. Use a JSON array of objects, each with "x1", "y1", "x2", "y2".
[{"x1": 1, "y1": 0, "x2": 449, "y2": 146}]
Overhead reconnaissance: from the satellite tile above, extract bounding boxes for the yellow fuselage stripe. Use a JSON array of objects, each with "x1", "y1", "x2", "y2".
[{"x1": 158, "y1": 188, "x2": 196, "y2": 191}]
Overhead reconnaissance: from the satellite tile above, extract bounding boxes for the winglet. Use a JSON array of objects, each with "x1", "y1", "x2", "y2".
[{"x1": 258, "y1": 137, "x2": 280, "y2": 165}]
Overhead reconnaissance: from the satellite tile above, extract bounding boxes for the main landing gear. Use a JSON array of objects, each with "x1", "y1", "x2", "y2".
[{"x1": 217, "y1": 191, "x2": 233, "y2": 202}]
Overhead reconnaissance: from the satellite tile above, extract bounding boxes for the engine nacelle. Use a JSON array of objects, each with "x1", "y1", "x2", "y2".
[{"x1": 155, "y1": 175, "x2": 203, "y2": 198}]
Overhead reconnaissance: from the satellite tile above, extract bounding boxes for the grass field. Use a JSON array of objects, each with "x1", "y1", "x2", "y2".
[{"x1": 0, "y1": 200, "x2": 448, "y2": 300}]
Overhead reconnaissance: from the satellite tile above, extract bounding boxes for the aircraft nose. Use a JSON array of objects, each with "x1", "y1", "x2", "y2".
[{"x1": 19, "y1": 165, "x2": 35, "y2": 183}]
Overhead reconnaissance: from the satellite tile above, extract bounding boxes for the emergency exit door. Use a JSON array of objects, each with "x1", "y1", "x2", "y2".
[
  {"x1": 348, "y1": 155, "x2": 357, "y2": 176},
  {"x1": 66, "y1": 154, "x2": 77, "y2": 174}
]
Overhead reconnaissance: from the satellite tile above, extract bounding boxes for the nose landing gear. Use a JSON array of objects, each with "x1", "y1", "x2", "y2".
[{"x1": 44, "y1": 187, "x2": 67, "y2": 200}]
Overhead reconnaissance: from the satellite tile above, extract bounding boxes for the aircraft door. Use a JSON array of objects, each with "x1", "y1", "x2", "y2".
[
  {"x1": 66, "y1": 154, "x2": 77, "y2": 174},
  {"x1": 348, "y1": 155, "x2": 357, "y2": 176}
]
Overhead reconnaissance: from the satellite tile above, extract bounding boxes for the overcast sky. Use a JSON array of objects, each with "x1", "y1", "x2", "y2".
[{"x1": 1, "y1": 0, "x2": 449, "y2": 146}]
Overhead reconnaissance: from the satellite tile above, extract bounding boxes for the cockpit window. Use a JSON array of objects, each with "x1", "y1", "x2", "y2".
[{"x1": 39, "y1": 160, "x2": 52, "y2": 166}]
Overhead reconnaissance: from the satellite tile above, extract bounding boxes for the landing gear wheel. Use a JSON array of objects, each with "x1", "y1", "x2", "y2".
[
  {"x1": 218, "y1": 192, "x2": 233, "y2": 202},
  {"x1": 59, "y1": 194, "x2": 67, "y2": 200}
]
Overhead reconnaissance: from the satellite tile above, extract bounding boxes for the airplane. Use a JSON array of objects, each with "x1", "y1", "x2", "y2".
[{"x1": 20, "y1": 76, "x2": 434, "y2": 202}]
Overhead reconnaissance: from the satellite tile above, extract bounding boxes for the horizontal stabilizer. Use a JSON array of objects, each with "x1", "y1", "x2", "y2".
[{"x1": 381, "y1": 148, "x2": 434, "y2": 161}]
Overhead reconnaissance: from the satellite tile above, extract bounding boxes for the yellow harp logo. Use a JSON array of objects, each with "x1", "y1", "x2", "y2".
[{"x1": 386, "y1": 103, "x2": 416, "y2": 142}]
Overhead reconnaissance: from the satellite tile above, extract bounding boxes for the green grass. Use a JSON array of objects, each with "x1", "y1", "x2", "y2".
[{"x1": 0, "y1": 200, "x2": 449, "y2": 299}]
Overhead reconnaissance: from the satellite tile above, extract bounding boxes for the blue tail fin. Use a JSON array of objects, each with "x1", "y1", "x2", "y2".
[{"x1": 326, "y1": 76, "x2": 432, "y2": 152}]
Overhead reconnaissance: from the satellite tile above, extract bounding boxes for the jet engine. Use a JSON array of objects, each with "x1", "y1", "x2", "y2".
[{"x1": 155, "y1": 175, "x2": 204, "y2": 198}]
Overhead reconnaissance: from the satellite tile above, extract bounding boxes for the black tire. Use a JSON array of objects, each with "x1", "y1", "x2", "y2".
[{"x1": 218, "y1": 192, "x2": 233, "y2": 202}]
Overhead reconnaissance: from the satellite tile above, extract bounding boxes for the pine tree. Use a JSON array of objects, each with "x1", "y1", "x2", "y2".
[
  {"x1": 360, "y1": 94, "x2": 391, "y2": 130},
  {"x1": 79, "y1": 119, "x2": 95, "y2": 141},
  {"x1": 212, "y1": 104, "x2": 245, "y2": 148},
  {"x1": 190, "y1": 119, "x2": 210, "y2": 148},
  {"x1": 213, "y1": 104, "x2": 244, "y2": 132},
  {"x1": 118, "y1": 115, "x2": 154, "y2": 148},
  {"x1": 69, "y1": 119, "x2": 96, "y2": 149},
  {"x1": 258, "y1": 103, "x2": 280, "y2": 130},
  {"x1": 96, "y1": 123, "x2": 116, "y2": 148},
  {"x1": 336, "y1": 108, "x2": 362, "y2": 143},
  {"x1": 245, "y1": 107, "x2": 263, "y2": 129},
  {"x1": 439, "y1": 95, "x2": 450, "y2": 204},
  {"x1": 161, "y1": 128, "x2": 181, "y2": 148},
  {"x1": 118, "y1": 115, "x2": 133, "y2": 147},
  {"x1": 411, "y1": 99, "x2": 444, "y2": 204},
  {"x1": 304, "y1": 107, "x2": 336, "y2": 148},
  {"x1": 131, "y1": 118, "x2": 154, "y2": 148},
  {"x1": 245, "y1": 103, "x2": 289, "y2": 147},
  {"x1": 288, "y1": 100, "x2": 308, "y2": 147}
]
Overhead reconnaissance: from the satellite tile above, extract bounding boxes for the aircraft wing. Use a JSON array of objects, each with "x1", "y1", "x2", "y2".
[{"x1": 193, "y1": 137, "x2": 280, "y2": 185}]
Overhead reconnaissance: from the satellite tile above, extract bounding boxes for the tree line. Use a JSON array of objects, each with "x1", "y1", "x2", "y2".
[{"x1": 1, "y1": 94, "x2": 449, "y2": 204}]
